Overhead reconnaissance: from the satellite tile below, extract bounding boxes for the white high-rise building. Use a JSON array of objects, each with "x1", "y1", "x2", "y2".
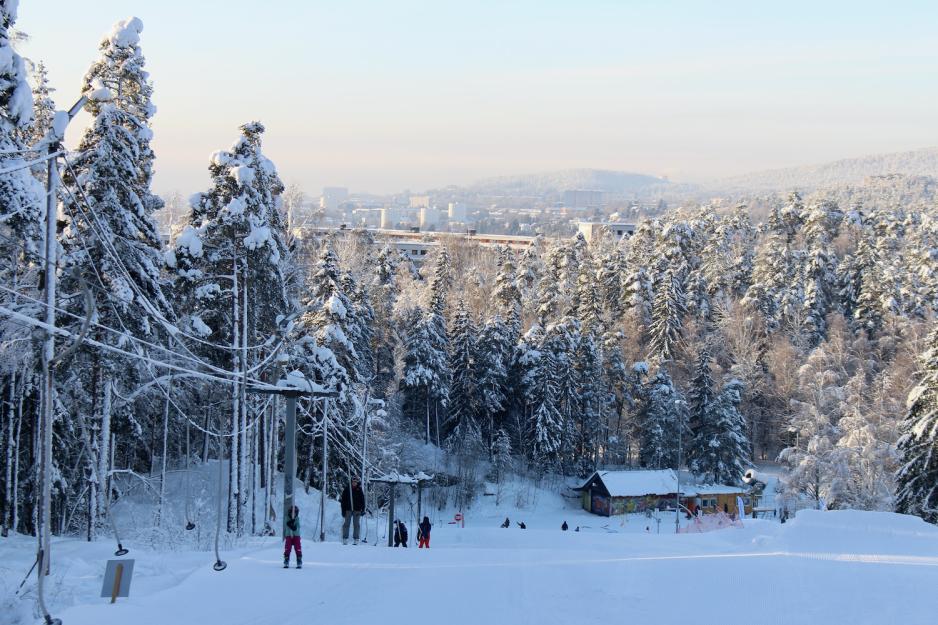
[
  {"x1": 448, "y1": 202, "x2": 467, "y2": 221},
  {"x1": 420, "y1": 207, "x2": 443, "y2": 228}
]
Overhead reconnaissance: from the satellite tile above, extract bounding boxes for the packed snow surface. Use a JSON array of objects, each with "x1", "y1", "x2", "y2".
[{"x1": 3, "y1": 483, "x2": 937, "y2": 625}]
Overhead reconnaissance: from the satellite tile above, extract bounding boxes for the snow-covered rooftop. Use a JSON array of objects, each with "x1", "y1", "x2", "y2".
[
  {"x1": 581, "y1": 470, "x2": 679, "y2": 497},
  {"x1": 578, "y1": 470, "x2": 745, "y2": 498}
]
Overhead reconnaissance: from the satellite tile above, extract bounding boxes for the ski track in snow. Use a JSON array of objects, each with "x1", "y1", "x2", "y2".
[{"x1": 38, "y1": 522, "x2": 938, "y2": 625}]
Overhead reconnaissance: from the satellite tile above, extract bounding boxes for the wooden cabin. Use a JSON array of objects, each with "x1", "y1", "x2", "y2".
[{"x1": 575, "y1": 470, "x2": 751, "y2": 517}]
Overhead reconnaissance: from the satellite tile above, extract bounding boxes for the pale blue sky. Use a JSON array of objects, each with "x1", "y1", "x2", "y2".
[{"x1": 18, "y1": 0, "x2": 938, "y2": 195}]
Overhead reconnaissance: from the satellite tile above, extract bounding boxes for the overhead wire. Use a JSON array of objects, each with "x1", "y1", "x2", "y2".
[
  {"x1": 56, "y1": 177, "x2": 280, "y2": 388},
  {"x1": 61, "y1": 153, "x2": 286, "y2": 354},
  {"x1": 0, "y1": 150, "x2": 64, "y2": 176}
]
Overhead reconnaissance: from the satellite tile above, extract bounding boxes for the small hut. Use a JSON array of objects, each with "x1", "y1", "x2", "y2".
[{"x1": 574, "y1": 470, "x2": 680, "y2": 516}]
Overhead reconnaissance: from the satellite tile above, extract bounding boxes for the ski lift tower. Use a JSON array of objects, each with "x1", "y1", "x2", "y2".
[
  {"x1": 370, "y1": 472, "x2": 417, "y2": 547},
  {"x1": 249, "y1": 371, "x2": 337, "y2": 537}
]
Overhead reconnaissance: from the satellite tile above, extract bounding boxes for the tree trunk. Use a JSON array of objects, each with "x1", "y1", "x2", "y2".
[
  {"x1": 229, "y1": 263, "x2": 241, "y2": 534},
  {"x1": 156, "y1": 378, "x2": 171, "y2": 527},
  {"x1": 98, "y1": 377, "x2": 112, "y2": 522}
]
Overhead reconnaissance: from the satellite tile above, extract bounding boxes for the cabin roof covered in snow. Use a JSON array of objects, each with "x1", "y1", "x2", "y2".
[
  {"x1": 577, "y1": 470, "x2": 679, "y2": 497},
  {"x1": 576, "y1": 470, "x2": 745, "y2": 498}
]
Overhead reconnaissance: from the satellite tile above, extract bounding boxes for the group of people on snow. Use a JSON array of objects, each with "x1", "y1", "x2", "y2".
[
  {"x1": 394, "y1": 517, "x2": 432, "y2": 548},
  {"x1": 283, "y1": 476, "x2": 434, "y2": 567}
]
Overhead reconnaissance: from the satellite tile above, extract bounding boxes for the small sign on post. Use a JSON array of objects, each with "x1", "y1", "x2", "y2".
[
  {"x1": 101, "y1": 559, "x2": 135, "y2": 604},
  {"x1": 454, "y1": 512, "x2": 464, "y2": 528}
]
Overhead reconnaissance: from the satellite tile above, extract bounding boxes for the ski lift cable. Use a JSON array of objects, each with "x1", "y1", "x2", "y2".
[
  {"x1": 0, "y1": 296, "x2": 278, "y2": 443},
  {"x1": 296, "y1": 401, "x2": 381, "y2": 475},
  {"x1": 138, "y1": 355, "x2": 273, "y2": 439},
  {"x1": 0, "y1": 303, "x2": 272, "y2": 391},
  {"x1": 61, "y1": 154, "x2": 288, "y2": 355},
  {"x1": 35, "y1": 192, "x2": 280, "y2": 390},
  {"x1": 305, "y1": 408, "x2": 380, "y2": 474},
  {"x1": 0, "y1": 282, "x2": 261, "y2": 380},
  {"x1": 57, "y1": 179, "x2": 265, "y2": 378},
  {"x1": 0, "y1": 149, "x2": 64, "y2": 175}
]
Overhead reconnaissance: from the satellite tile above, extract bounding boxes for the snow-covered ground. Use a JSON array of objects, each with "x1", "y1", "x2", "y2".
[{"x1": 3, "y1": 467, "x2": 938, "y2": 625}]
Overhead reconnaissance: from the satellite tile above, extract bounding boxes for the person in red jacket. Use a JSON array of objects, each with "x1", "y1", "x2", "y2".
[{"x1": 417, "y1": 516, "x2": 432, "y2": 548}]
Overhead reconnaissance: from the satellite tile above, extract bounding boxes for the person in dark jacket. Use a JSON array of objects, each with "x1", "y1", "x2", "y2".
[
  {"x1": 394, "y1": 520, "x2": 408, "y2": 547},
  {"x1": 500, "y1": 517, "x2": 510, "y2": 528},
  {"x1": 341, "y1": 477, "x2": 366, "y2": 544},
  {"x1": 417, "y1": 516, "x2": 432, "y2": 548},
  {"x1": 517, "y1": 521, "x2": 526, "y2": 529},
  {"x1": 283, "y1": 505, "x2": 302, "y2": 569},
  {"x1": 561, "y1": 521, "x2": 568, "y2": 531}
]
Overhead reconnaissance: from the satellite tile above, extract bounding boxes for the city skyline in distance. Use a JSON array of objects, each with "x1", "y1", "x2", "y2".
[{"x1": 19, "y1": 0, "x2": 938, "y2": 196}]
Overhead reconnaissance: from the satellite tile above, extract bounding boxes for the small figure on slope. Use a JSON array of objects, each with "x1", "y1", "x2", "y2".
[
  {"x1": 341, "y1": 477, "x2": 366, "y2": 545},
  {"x1": 284, "y1": 505, "x2": 302, "y2": 569},
  {"x1": 561, "y1": 521, "x2": 568, "y2": 531},
  {"x1": 517, "y1": 521, "x2": 526, "y2": 529},
  {"x1": 418, "y1": 516, "x2": 432, "y2": 548},
  {"x1": 501, "y1": 517, "x2": 510, "y2": 528},
  {"x1": 394, "y1": 520, "x2": 409, "y2": 548}
]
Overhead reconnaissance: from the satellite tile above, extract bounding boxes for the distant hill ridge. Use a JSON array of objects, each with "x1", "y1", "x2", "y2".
[
  {"x1": 711, "y1": 147, "x2": 938, "y2": 193},
  {"x1": 466, "y1": 168, "x2": 670, "y2": 196}
]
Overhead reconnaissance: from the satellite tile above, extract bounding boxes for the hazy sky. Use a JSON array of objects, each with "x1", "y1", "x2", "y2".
[{"x1": 18, "y1": 0, "x2": 938, "y2": 195}]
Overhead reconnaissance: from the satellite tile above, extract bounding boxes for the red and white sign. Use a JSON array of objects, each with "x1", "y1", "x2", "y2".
[{"x1": 454, "y1": 513, "x2": 464, "y2": 527}]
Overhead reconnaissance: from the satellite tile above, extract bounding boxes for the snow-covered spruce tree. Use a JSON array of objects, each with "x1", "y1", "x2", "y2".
[
  {"x1": 492, "y1": 246, "x2": 522, "y2": 340},
  {"x1": 575, "y1": 250, "x2": 604, "y2": 336},
  {"x1": 601, "y1": 330, "x2": 628, "y2": 463},
  {"x1": 687, "y1": 346, "x2": 718, "y2": 476},
  {"x1": 398, "y1": 306, "x2": 449, "y2": 445},
  {"x1": 0, "y1": 0, "x2": 42, "y2": 272},
  {"x1": 17, "y1": 60, "x2": 55, "y2": 157},
  {"x1": 475, "y1": 314, "x2": 510, "y2": 453},
  {"x1": 303, "y1": 252, "x2": 359, "y2": 383},
  {"x1": 344, "y1": 271, "x2": 375, "y2": 382},
  {"x1": 530, "y1": 328, "x2": 564, "y2": 471},
  {"x1": 800, "y1": 200, "x2": 843, "y2": 345},
  {"x1": 292, "y1": 249, "x2": 370, "y2": 495},
  {"x1": 425, "y1": 246, "x2": 452, "y2": 441},
  {"x1": 518, "y1": 234, "x2": 545, "y2": 321},
  {"x1": 512, "y1": 324, "x2": 544, "y2": 458},
  {"x1": 639, "y1": 368, "x2": 687, "y2": 470},
  {"x1": 369, "y1": 244, "x2": 400, "y2": 397},
  {"x1": 57, "y1": 18, "x2": 174, "y2": 537},
  {"x1": 572, "y1": 330, "x2": 604, "y2": 475},
  {"x1": 694, "y1": 377, "x2": 750, "y2": 485},
  {"x1": 171, "y1": 121, "x2": 288, "y2": 534},
  {"x1": 647, "y1": 262, "x2": 686, "y2": 364},
  {"x1": 596, "y1": 239, "x2": 625, "y2": 324},
  {"x1": 491, "y1": 428, "x2": 513, "y2": 487},
  {"x1": 444, "y1": 301, "x2": 477, "y2": 443},
  {"x1": 684, "y1": 207, "x2": 713, "y2": 322},
  {"x1": 895, "y1": 327, "x2": 938, "y2": 523},
  {"x1": 621, "y1": 220, "x2": 656, "y2": 332},
  {"x1": 743, "y1": 194, "x2": 805, "y2": 333},
  {"x1": 726, "y1": 204, "x2": 757, "y2": 300},
  {"x1": 536, "y1": 239, "x2": 570, "y2": 325}
]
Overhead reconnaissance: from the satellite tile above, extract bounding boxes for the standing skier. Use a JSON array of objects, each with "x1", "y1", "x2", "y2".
[
  {"x1": 417, "y1": 516, "x2": 432, "y2": 548},
  {"x1": 284, "y1": 505, "x2": 302, "y2": 569},
  {"x1": 341, "y1": 476, "x2": 366, "y2": 544}
]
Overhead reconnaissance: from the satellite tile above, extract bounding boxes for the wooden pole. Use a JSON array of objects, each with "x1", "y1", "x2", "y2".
[{"x1": 110, "y1": 563, "x2": 124, "y2": 604}]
